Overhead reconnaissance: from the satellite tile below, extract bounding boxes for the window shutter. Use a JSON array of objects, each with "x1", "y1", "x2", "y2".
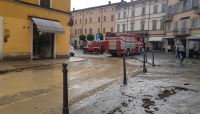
[
  {"x1": 190, "y1": 19, "x2": 193, "y2": 28},
  {"x1": 38, "y1": 0, "x2": 40, "y2": 5},
  {"x1": 50, "y1": 0, "x2": 52, "y2": 8}
]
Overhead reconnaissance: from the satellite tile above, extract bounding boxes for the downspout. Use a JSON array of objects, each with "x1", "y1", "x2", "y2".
[
  {"x1": 127, "y1": 4, "x2": 129, "y2": 32},
  {"x1": 147, "y1": 0, "x2": 151, "y2": 51},
  {"x1": 101, "y1": 7, "x2": 103, "y2": 33}
]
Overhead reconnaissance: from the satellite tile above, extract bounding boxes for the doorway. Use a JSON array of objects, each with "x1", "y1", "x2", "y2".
[
  {"x1": 33, "y1": 24, "x2": 54, "y2": 59},
  {"x1": 153, "y1": 42, "x2": 162, "y2": 50}
]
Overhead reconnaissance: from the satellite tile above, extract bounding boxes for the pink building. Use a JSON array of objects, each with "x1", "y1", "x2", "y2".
[{"x1": 70, "y1": 1, "x2": 118, "y2": 48}]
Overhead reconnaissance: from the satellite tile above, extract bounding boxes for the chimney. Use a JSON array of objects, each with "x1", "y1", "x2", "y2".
[
  {"x1": 73, "y1": 8, "x2": 75, "y2": 11},
  {"x1": 108, "y1": 1, "x2": 111, "y2": 4},
  {"x1": 121, "y1": 0, "x2": 124, "y2": 2}
]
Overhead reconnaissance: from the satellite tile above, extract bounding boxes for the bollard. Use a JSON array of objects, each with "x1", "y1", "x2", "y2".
[
  {"x1": 152, "y1": 52, "x2": 155, "y2": 67},
  {"x1": 62, "y1": 62, "x2": 69, "y2": 114},
  {"x1": 143, "y1": 53, "x2": 147, "y2": 73},
  {"x1": 145, "y1": 52, "x2": 147, "y2": 63},
  {"x1": 123, "y1": 55, "x2": 127, "y2": 85}
]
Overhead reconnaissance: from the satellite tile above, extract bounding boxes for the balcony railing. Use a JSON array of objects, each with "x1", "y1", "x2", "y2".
[
  {"x1": 163, "y1": 15, "x2": 173, "y2": 21},
  {"x1": 173, "y1": 28, "x2": 191, "y2": 36},
  {"x1": 195, "y1": 6, "x2": 200, "y2": 14}
]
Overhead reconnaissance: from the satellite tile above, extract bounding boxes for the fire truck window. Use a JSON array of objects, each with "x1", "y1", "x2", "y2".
[{"x1": 89, "y1": 43, "x2": 92, "y2": 46}]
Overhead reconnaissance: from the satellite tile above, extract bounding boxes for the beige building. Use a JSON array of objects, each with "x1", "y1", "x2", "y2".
[
  {"x1": 70, "y1": 1, "x2": 118, "y2": 48},
  {"x1": 115, "y1": 0, "x2": 167, "y2": 51},
  {"x1": 165, "y1": 0, "x2": 200, "y2": 57}
]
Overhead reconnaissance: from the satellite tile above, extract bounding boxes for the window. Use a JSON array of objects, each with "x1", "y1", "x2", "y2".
[
  {"x1": 85, "y1": 29, "x2": 87, "y2": 34},
  {"x1": 104, "y1": 16, "x2": 106, "y2": 22},
  {"x1": 98, "y1": 28, "x2": 100, "y2": 33},
  {"x1": 98, "y1": 17, "x2": 100, "y2": 22},
  {"x1": 89, "y1": 28, "x2": 92, "y2": 34},
  {"x1": 78, "y1": 29, "x2": 82, "y2": 34},
  {"x1": 174, "y1": 21, "x2": 178, "y2": 30},
  {"x1": 122, "y1": 24, "x2": 126, "y2": 32},
  {"x1": 104, "y1": 9, "x2": 106, "y2": 12},
  {"x1": 167, "y1": 23, "x2": 171, "y2": 32},
  {"x1": 40, "y1": 0, "x2": 51, "y2": 8},
  {"x1": 111, "y1": 27, "x2": 113, "y2": 32},
  {"x1": 103, "y1": 28, "x2": 106, "y2": 33},
  {"x1": 112, "y1": 8, "x2": 114, "y2": 11},
  {"x1": 162, "y1": 3, "x2": 166, "y2": 13},
  {"x1": 75, "y1": 29, "x2": 77, "y2": 34},
  {"x1": 85, "y1": 18, "x2": 87, "y2": 23},
  {"x1": 111, "y1": 15, "x2": 114, "y2": 21},
  {"x1": 90, "y1": 18, "x2": 92, "y2": 23},
  {"x1": 160, "y1": 21, "x2": 165, "y2": 30},
  {"x1": 123, "y1": 11, "x2": 126, "y2": 18},
  {"x1": 153, "y1": 5, "x2": 158, "y2": 13},
  {"x1": 191, "y1": 18, "x2": 196, "y2": 29},
  {"x1": 117, "y1": 24, "x2": 120, "y2": 32},
  {"x1": 142, "y1": 7, "x2": 145, "y2": 15},
  {"x1": 118, "y1": 12, "x2": 120, "y2": 19},
  {"x1": 152, "y1": 21, "x2": 157, "y2": 30},
  {"x1": 130, "y1": 22, "x2": 134, "y2": 31},
  {"x1": 75, "y1": 20, "x2": 77, "y2": 24},
  {"x1": 132, "y1": 9, "x2": 135, "y2": 17},
  {"x1": 141, "y1": 22, "x2": 145, "y2": 30},
  {"x1": 90, "y1": 12, "x2": 92, "y2": 14},
  {"x1": 80, "y1": 19, "x2": 81, "y2": 24}
]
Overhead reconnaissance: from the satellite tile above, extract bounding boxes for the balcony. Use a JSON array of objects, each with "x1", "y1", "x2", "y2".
[
  {"x1": 195, "y1": 6, "x2": 200, "y2": 14},
  {"x1": 163, "y1": 15, "x2": 173, "y2": 21},
  {"x1": 173, "y1": 28, "x2": 191, "y2": 36}
]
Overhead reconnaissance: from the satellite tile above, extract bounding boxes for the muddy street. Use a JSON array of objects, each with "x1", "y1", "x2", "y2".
[{"x1": 0, "y1": 56, "x2": 143, "y2": 114}]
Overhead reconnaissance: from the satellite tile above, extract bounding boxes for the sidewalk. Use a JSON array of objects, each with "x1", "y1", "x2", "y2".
[{"x1": 0, "y1": 57, "x2": 85, "y2": 74}]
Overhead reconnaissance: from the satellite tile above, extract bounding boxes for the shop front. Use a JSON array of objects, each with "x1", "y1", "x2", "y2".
[
  {"x1": 186, "y1": 35, "x2": 200, "y2": 58},
  {"x1": 148, "y1": 37, "x2": 164, "y2": 51}
]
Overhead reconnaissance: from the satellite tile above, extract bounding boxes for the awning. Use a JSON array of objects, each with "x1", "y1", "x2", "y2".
[
  {"x1": 31, "y1": 17, "x2": 65, "y2": 34},
  {"x1": 148, "y1": 37, "x2": 163, "y2": 42},
  {"x1": 187, "y1": 35, "x2": 200, "y2": 40},
  {"x1": 164, "y1": 36, "x2": 175, "y2": 39}
]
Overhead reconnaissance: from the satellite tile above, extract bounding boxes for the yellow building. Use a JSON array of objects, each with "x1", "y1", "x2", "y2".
[{"x1": 0, "y1": 0, "x2": 71, "y2": 61}]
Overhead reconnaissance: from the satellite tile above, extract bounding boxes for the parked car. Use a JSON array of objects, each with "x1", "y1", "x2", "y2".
[{"x1": 70, "y1": 45, "x2": 75, "y2": 56}]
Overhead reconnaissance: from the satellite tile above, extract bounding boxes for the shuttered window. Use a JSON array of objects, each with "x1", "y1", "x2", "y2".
[
  {"x1": 118, "y1": 12, "x2": 121, "y2": 19},
  {"x1": 40, "y1": 0, "x2": 50, "y2": 8},
  {"x1": 174, "y1": 21, "x2": 178, "y2": 30},
  {"x1": 117, "y1": 24, "x2": 120, "y2": 32},
  {"x1": 190, "y1": 18, "x2": 196, "y2": 29}
]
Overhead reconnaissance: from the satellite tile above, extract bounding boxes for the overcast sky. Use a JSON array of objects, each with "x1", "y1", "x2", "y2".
[{"x1": 71, "y1": 0, "x2": 127, "y2": 11}]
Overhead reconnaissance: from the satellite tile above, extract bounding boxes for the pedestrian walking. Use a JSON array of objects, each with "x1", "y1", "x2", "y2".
[
  {"x1": 175, "y1": 43, "x2": 179, "y2": 58},
  {"x1": 178, "y1": 43, "x2": 184, "y2": 58},
  {"x1": 167, "y1": 44, "x2": 171, "y2": 53}
]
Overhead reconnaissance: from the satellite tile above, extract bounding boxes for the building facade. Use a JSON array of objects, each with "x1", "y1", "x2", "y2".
[
  {"x1": 115, "y1": 0, "x2": 167, "y2": 51},
  {"x1": 70, "y1": 1, "x2": 117, "y2": 48},
  {"x1": 0, "y1": 0, "x2": 71, "y2": 61},
  {"x1": 165, "y1": 0, "x2": 200, "y2": 57}
]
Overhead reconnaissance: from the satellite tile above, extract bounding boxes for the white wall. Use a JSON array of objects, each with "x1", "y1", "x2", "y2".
[{"x1": 0, "y1": 16, "x2": 2, "y2": 60}]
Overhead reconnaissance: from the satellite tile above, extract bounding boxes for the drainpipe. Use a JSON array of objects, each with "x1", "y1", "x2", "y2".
[
  {"x1": 101, "y1": 7, "x2": 103, "y2": 33},
  {"x1": 147, "y1": 0, "x2": 151, "y2": 51},
  {"x1": 127, "y1": 4, "x2": 129, "y2": 32}
]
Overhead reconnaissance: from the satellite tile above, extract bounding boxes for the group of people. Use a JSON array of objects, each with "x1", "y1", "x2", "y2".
[{"x1": 167, "y1": 43, "x2": 185, "y2": 58}]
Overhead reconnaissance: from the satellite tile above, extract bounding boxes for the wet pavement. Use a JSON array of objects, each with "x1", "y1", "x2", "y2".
[
  {"x1": 0, "y1": 50, "x2": 200, "y2": 114},
  {"x1": 0, "y1": 51, "x2": 143, "y2": 114}
]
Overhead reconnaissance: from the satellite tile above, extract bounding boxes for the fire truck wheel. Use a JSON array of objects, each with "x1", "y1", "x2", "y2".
[
  {"x1": 100, "y1": 51, "x2": 104, "y2": 54},
  {"x1": 126, "y1": 49, "x2": 130, "y2": 56},
  {"x1": 111, "y1": 53, "x2": 117, "y2": 57}
]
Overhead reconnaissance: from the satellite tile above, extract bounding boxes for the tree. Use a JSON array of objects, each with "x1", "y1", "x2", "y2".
[
  {"x1": 87, "y1": 34, "x2": 94, "y2": 41},
  {"x1": 79, "y1": 34, "x2": 86, "y2": 41},
  {"x1": 98, "y1": 33, "x2": 104, "y2": 40}
]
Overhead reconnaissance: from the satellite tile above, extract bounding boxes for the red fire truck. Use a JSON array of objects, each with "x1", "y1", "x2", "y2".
[{"x1": 104, "y1": 32, "x2": 144, "y2": 56}]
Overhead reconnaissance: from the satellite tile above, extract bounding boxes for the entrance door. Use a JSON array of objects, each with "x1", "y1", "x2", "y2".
[
  {"x1": 33, "y1": 24, "x2": 54, "y2": 59},
  {"x1": 153, "y1": 42, "x2": 161, "y2": 50}
]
